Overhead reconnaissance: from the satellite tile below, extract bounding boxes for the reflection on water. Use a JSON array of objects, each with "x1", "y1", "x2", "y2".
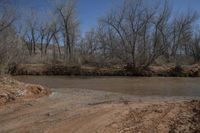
[{"x1": 14, "y1": 76, "x2": 200, "y2": 97}]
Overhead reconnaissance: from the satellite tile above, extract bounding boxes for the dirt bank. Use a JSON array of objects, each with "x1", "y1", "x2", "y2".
[
  {"x1": 117, "y1": 100, "x2": 200, "y2": 133},
  {"x1": 0, "y1": 76, "x2": 50, "y2": 106},
  {"x1": 11, "y1": 64, "x2": 200, "y2": 77},
  {"x1": 0, "y1": 86, "x2": 199, "y2": 133}
]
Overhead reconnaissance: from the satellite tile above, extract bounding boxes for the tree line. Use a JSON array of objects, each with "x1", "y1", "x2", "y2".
[{"x1": 1, "y1": 0, "x2": 200, "y2": 73}]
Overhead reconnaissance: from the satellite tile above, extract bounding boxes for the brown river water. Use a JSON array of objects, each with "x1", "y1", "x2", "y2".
[{"x1": 14, "y1": 76, "x2": 200, "y2": 97}]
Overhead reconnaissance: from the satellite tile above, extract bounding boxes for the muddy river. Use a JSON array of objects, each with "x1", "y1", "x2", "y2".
[{"x1": 14, "y1": 76, "x2": 200, "y2": 97}]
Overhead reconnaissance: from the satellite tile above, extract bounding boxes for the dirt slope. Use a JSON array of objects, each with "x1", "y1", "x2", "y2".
[{"x1": 0, "y1": 76, "x2": 50, "y2": 106}]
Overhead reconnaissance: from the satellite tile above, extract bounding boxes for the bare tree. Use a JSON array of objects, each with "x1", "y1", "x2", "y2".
[
  {"x1": 142, "y1": 1, "x2": 171, "y2": 68},
  {"x1": 0, "y1": 0, "x2": 16, "y2": 32},
  {"x1": 190, "y1": 28, "x2": 200, "y2": 62},
  {"x1": 54, "y1": 0, "x2": 79, "y2": 62},
  {"x1": 22, "y1": 10, "x2": 39, "y2": 55},
  {"x1": 170, "y1": 12, "x2": 198, "y2": 63},
  {"x1": 51, "y1": 21, "x2": 62, "y2": 59},
  {"x1": 38, "y1": 23, "x2": 46, "y2": 57},
  {"x1": 99, "y1": 0, "x2": 170, "y2": 70},
  {"x1": 43, "y1": 23, "x2": 55, "y2": 55}
]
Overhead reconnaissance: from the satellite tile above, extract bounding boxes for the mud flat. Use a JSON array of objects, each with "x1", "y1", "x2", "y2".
[{"x1": 0, "y1": 83, "x2": 200, "y2": 133}]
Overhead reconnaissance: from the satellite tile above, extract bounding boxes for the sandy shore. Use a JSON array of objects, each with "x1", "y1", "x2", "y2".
[{"x1": 0, "y1": 83, "x2": 200, "y2": 133}]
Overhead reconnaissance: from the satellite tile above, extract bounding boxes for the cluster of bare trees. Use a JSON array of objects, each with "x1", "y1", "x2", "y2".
[
  {"x1": 20, "y1": 0, "x2": 79, "y2": 63},
  {"x1": 81, "y1": 0, "x2": 200, "y2": 70},
  {"x1": 1, "y1": 0, "x2": 200, "y2": 73},
  {"x1": 22, "y1": 12, "x2": 58, "y2": 57},
  {"x1": 0, "y1": 0, "x2": 79, "y2": 73}
]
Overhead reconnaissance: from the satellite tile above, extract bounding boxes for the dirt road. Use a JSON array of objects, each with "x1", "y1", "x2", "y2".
[{"x1": 0, "y1": 85, "x2": 200, "y2": 133}]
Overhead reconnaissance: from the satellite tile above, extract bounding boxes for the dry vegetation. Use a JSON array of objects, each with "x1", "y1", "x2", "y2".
[{"x1": 1, "y1": 0, "x2": 200, "y2": 75}]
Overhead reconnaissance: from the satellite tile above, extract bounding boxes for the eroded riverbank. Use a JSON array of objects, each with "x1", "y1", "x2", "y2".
[{"x1": 11, "y1": 64, "x2": 200, "y2": 77}]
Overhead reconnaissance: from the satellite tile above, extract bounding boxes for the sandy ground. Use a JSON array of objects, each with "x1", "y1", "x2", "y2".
[{"x1": 0, "y1": 83, "x2": 200, "y2": 133}]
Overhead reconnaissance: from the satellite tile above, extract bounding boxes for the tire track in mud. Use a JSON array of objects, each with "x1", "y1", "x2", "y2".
[{"x1": 47, "y1": 105, "x2": 124, "y2": 133}]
